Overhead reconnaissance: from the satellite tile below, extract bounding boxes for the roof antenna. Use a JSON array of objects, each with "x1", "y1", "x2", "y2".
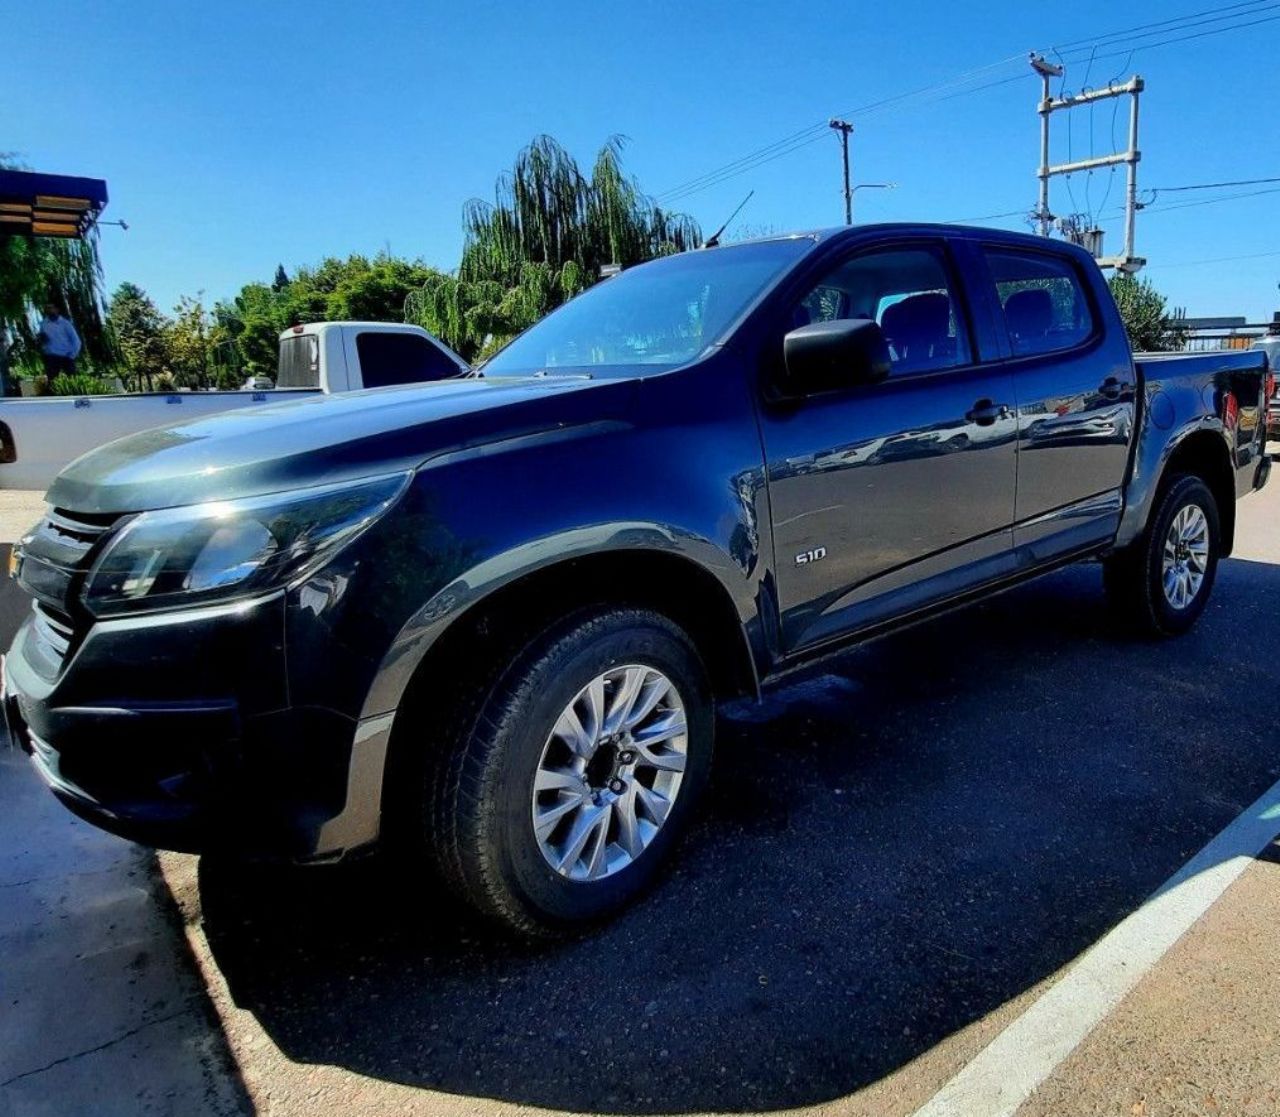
[{"x1": 703, "y1": 191, "x2": 754, "y2": 249}]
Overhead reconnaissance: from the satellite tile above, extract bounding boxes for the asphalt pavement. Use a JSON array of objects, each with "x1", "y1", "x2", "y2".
[
  {"x1": 3, "y1": 480, "x2": 1279, "y2": 1116},
  {"x1": 163, "y1": 481, "x2": 1280, "y2": 1115}
]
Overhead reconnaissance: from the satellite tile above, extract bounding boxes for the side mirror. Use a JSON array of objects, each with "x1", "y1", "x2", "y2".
[{"x1": 781, "y1": 318, "x2": 892, "y2": 396}]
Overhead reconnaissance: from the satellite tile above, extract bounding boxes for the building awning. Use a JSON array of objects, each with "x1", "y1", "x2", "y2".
[{"x1": 0, "y1": 170, "x2": 108, "y2": 239}]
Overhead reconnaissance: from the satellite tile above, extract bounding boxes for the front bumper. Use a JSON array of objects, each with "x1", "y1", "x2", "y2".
[{"x1": 4, "y1": 594, "x2": 391, "y2": 861}]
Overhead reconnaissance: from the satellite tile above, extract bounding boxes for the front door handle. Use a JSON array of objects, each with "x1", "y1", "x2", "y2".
[{"x1": 965, "y1": 399, "x2": 1011, "y2": 426}]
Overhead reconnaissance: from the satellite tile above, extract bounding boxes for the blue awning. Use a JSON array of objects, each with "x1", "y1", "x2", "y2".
[{"x1": 0, "y1": 170, "x2": 109, "y2": 239}]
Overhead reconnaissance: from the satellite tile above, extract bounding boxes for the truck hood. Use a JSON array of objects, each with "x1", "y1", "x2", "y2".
[{"x1": 48, "y1": 376, "x2": 624, "y2": 514}]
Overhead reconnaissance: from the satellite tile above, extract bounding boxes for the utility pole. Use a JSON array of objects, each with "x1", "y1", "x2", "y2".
[
  {"x1": 829, "y1": 118, "x2": 854, "y2": 225},
  {"x1": 1029, "y1": 53, "x2": 1146, "y2": 273},
  {"x1": 1030, "y1": 54, "x2": 1063, "y2": 237}
]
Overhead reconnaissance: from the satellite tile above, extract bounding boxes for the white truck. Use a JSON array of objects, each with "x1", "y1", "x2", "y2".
[{"x1": 0, "y1": 322, "x2": 466, "y2": 491}]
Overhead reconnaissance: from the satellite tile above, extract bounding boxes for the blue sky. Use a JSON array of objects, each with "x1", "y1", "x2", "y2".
[{"x1": 4, "y1": 0, "x2": 1277, "y2": 321}]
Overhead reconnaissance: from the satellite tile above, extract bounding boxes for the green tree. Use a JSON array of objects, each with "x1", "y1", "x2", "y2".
[
  {"x1": 106, "y1": 282, "x2": 169, "y2": 391},
  {"x1": 215, "y1": 283, "x2": 283, "y2": 380},
  {"x1": 406, "y1": 136, "x2": 701, "y2": 360},
  {"x1": 1108, "y1": 274, "x2": 1187, "y2": 353},
  {"x1": 314, "y1": 254, "x2": 441, "y2": 320},
  {"x1": 166, "y1": 293, "x2": 220, "y2": 388},
  {"x1": 216, "y1": 254, "x2": 445, "y2": 378},
  {"x1": 272, "y1": 264, "x2": 290, "y2": 292}
]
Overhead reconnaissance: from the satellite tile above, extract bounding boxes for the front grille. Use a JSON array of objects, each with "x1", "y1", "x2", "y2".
[
  {"x1": 17, "y1": 507, "x2": 120, "y2": 602},
  {"x1": 16, "y1": 507, "x2": 123, "y2": 677},
  {"x1": 34, "y1": 507, "x2": 119, "y2": 566},
  {"x1": 31, "y1": 603, "x2": 74, "y2": 658}
]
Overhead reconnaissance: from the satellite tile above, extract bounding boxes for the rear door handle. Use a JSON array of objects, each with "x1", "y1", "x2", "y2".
[{"x1": 965, "y1": 399, "x2": 1011, "y2": 426}]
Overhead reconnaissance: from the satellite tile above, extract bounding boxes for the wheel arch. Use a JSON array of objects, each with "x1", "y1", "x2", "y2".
[
  {"x1": 1160, "y1": 428, "x2": 1236, "y2": 554},
  {"x1": 362, "y1": 539, "x2": 763, "y2": 729},
  {"x1": 1117, "y1": 419, "x2": 1237, "y2": 555}
]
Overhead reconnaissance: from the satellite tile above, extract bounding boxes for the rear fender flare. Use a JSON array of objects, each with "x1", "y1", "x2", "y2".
[{"x1": 1115, "y1": 415, "x2": 1231, "y2": 550}]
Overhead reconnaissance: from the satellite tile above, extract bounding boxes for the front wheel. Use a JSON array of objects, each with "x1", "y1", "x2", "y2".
[
  {"x1": 425, "y1": 608, "x2": 714, "y2": 937},
  {"x1": 1104, "y1": 474, "x2": 1221, "y2": 636}
]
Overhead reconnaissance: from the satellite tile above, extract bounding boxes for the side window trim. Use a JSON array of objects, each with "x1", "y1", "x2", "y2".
[
  {"x1": 947, "y1": 238, "x2": 1011, "y2": 363},
  {"x1": 884, "y1": 238, "x2": 979, "y2": 382}
]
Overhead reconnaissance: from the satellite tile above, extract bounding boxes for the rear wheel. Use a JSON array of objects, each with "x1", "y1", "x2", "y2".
[
  {"x1": 1104, "y1": 474, "x2": 1220, "y2": 636},
  {"x1": 421, "y1": 607, "x2": 714, "y2": 936}
]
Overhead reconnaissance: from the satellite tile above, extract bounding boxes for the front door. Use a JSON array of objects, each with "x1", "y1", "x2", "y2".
[{"x1": 757, "y1": 240, "x2": 1019, "y2": 653}]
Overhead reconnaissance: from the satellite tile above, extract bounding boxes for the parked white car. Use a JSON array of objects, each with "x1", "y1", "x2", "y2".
[{"x1": 0, "y1": 322, "x2": 466, "y2": 490}]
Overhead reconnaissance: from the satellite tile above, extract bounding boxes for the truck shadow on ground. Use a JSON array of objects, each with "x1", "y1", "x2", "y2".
[{"x1": 195, "y1": 558, "x2": 1280, "y2": 1114}]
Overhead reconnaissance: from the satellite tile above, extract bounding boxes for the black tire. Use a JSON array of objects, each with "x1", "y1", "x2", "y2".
[
  {"x1": 421, "y1": 607, "x2": 714, "y2": 937},
  {"x1": 1104, "y1": 473, "x2": 1220, "y2": 637}
]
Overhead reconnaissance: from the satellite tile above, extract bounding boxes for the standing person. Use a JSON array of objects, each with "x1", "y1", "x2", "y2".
[
  {"x1": 0, "y1": 323, "x2": 12, "y2": 396},
  {"x1": 37, "y1": 303, "x2": 81, "y2": 378}
]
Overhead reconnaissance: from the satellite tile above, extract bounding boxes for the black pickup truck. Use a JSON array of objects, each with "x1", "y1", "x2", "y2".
[{"x1": 6, "y1": 224, "x2": 1272, "y2": 935}]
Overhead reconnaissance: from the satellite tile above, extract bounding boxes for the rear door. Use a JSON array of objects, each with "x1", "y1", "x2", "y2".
[
  {"x1": 757, "y1": 237, "x2": 1019, "y2": 653},
  {"x1": 979, "y1": 246, "x2": 1137, "y2": 559}
]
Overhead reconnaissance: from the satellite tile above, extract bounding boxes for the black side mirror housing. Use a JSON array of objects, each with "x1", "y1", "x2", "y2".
[{"x1": 781, "y1": 318, "x2": 892, "y2": 396}]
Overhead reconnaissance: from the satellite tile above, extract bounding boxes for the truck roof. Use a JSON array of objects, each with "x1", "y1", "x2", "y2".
[
  {"x1": 724, "y1": 222, "x2": 1092, "y2": 259},
  {"x1": 283, "y1": 321, "x2": 429, "y2": 334}
]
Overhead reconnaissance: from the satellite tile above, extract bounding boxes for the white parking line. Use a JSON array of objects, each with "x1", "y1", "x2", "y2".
[{"x1": 913, "y1": 776, "x2": 1280, "y2": 1117}]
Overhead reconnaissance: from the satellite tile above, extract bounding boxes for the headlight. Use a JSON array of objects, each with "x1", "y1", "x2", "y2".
[{"x1": 82, "y1": 472, "x2": 410, "y2": 617}]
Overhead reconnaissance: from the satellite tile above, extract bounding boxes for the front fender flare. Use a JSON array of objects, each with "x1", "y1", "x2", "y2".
[{"x1": 358, "y1": 522, "x2": 759, "y2": 723}]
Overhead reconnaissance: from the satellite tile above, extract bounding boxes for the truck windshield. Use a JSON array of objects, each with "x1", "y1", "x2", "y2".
[{"x1": 480, "y1": 238, "x2": 814, "y2": 378}]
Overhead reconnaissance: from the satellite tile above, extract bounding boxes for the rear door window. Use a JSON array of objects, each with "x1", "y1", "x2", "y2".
[
  {"x1": 356, "y1": 332, "x2": 460, "y2": 388},
  {"x1": 985, "y1": 249, "x2": 1096, "y2": 357}
]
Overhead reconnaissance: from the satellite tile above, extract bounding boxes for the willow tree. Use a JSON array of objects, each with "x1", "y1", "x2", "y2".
[
  {"x1": 0, "y1": 158, "x2": 112, "y2": 379},
  {"x1": 408, "y1": 136, "x2": 701, "y2": 360}
]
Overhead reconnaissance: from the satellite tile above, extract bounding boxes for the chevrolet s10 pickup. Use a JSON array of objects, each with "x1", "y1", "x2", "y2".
[{"x1": 5, "y1": 224, "x2": 1271, "y2": 935}]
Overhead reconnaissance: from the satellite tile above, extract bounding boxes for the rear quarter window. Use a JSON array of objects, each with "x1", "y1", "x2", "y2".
[
  {"x1": 356, "y1": 332, "x2": 460, "y2": 388},
  {"x1": 985, "y1": 249, "x2": 1096, "y2": 358}
]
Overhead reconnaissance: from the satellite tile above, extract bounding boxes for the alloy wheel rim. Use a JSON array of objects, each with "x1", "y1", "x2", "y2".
[
  {"x1": 531, "y1": 664, "x2": 688, "y2": 882},
  {"x1": 1161, "y1": 503, "x2": 1209, "y2": 610}
]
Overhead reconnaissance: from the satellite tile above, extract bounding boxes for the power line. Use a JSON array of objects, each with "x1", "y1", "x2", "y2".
[
  {"x1": 1047, "y1": 0, "x2": 1272, "y2": 51},
  {"x1": 656, "y1": 126, "x2": 828, "y2": 203},
  {"x1": 655, "y1": 0, "x2": 1278, "y2": 205},
  {"x1": 949, "y1": 177, "x2": 1280, "y2": 225},
  {"x1": 1049, "y1": 0, "x2": 1277, "y2": 58},
  {"x1": 1049, "y1": 8, "x2": 1280, "y2": 67},
  {"x1": 1142, "y1": 184, "x2": 1280, "y2": 213},
  {"x1": 1149, "y1": 176, "x2": 1280, "y2": 192},
  {"x1": 946, "y1": 209, "x2": 1030, "y2": 224},
  {"x1": 657, "y1": 54, "x2": 1028, "y2": 203},
  {"x1": 659, "y1": 132, "x2": 831, "y2": 204},
  {"x1": 659, "y1": 66, "x2": 1044, "y2": 204},
  {"x1": 1145, "y1": 248, "x2": 1280, "y2": 269}
]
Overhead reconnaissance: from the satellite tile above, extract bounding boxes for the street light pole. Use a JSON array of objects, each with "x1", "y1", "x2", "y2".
[
  {"x1": 850, "y1": 182, "x2": 896, "y2": 222},
  {"x1": 829, "y1": 118, "x2": 854, "y2": 225}
]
